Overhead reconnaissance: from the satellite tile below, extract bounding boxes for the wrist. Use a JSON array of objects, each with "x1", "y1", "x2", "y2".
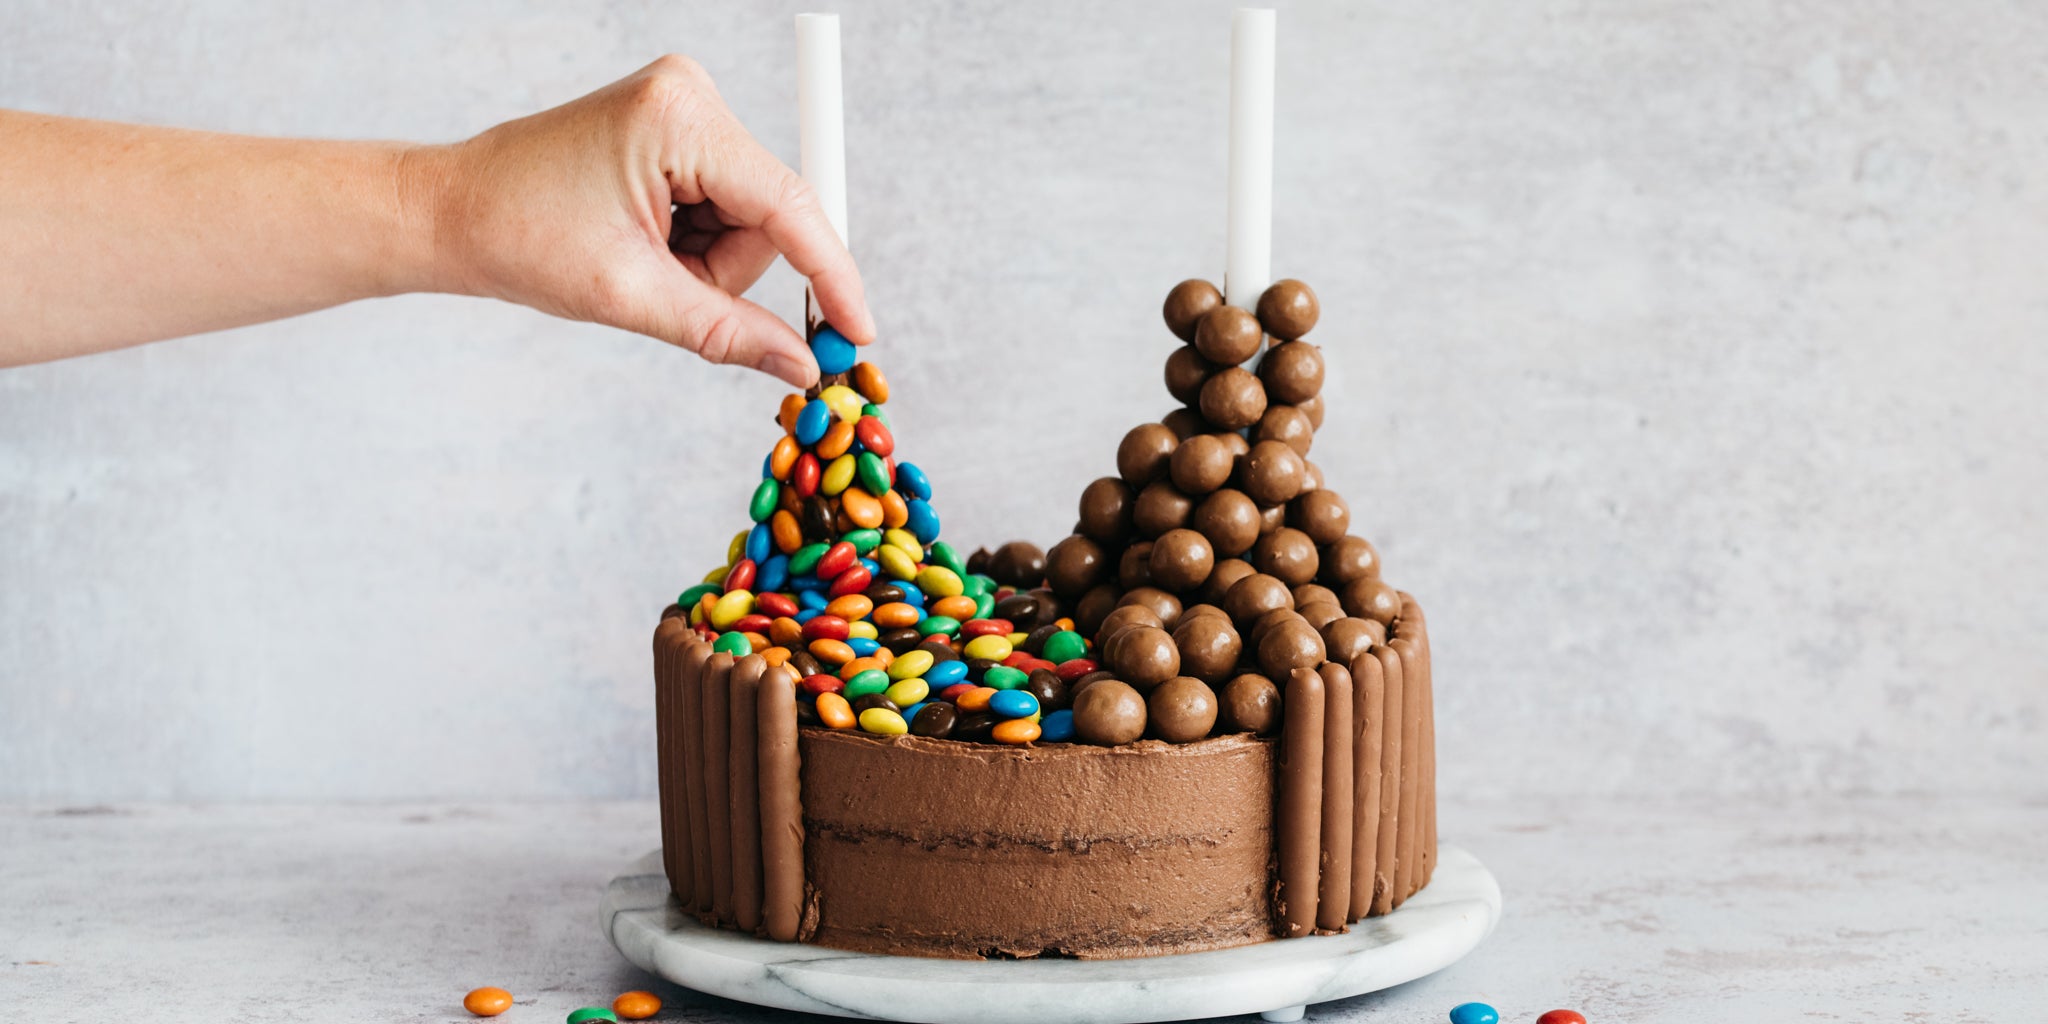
[{"x1": 389, "y1": 142, "x2": 464, "y2": 297}]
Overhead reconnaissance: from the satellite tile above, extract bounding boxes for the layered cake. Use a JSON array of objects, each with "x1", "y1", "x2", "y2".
[{"x1": 651, "y1": 278, "x2": 1435, "y2": 959}]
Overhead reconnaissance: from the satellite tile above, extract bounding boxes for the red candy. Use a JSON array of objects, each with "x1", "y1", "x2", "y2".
[
  {"x1": 757, "y1": 592, "x2": 799, "y2": 618},
  {"x1": 1015, "y1": 657, "x2": 1057, "y2": 674},
  {"x1": 792, "y1": 453, "x2": 821, "y2": 497},
  {"x1": 828, "y1": 565, "x2": 873, "y2": 597},
  {"x1": 1001, "y1": 651, "x2": 1034, "y2": 668},
  {"x1": 960, "y1": 618, "x2": 1013, "y2": 638},
  {"x1": 1536, "y1": 1013, "x2": 1586, "y2": 1024},
  {"x1": 732, "y1": 613, "x2": 773, "y2": 634},
  {"x1": 723, "y1": 559, "x2": 757, "y2": 593},
  {"x1": 815, "y1": 542, "x2": 857, "y2": 579},
  {"x1": 854, "y1": 415, "x2": 895, "y2": 457},
  {"x1": 938, "y1": 682, "x2": 977, "y2": 702},
  {"x1": 1054, "y1": 658, "x2": 1099, "y2": 681},
  {"x1": 802, "y1": 615, "x2": 850, "y2": 642},
  {"x1": 801, "y1": 673, "x2": 845, "y2": 697}
]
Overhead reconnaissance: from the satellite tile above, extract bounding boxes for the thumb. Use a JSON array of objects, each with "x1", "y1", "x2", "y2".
[{"x1": 603, "y1": 252, "x2": 820, "y2": 387}]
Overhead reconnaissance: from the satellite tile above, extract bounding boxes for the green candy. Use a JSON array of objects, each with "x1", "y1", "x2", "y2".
[
  {"x1": 983, "y1": 665, "x2": 1028, "y2": 690},
  {"x1": 861, "y1": 402, "x2": 891, "y2": 427},
  {"x1": 748, "y1": 478, "x2": 780, "y2": 523},
  {"x1": 712, "y1": 631, "x2": 751, "y2": 657},
  {"x1": 928, "y1": 541, "x2": 966, "y2": 576},
  {"x1": 842, "y1": 528, "x2": 882, "y2": 554},
  {"x1": 973, "y1": 591, "x2": 996, "y2": 620},
  {"x1": 678, "y1": 583, "x2": 719, "y2": 609},
  {"x1": 917, "y1": 615, "x2": 961, "y2": 637},
  {"x1": 1043, "y1": 630, "x2": 1087, "y2": 664},
  {"x1": 961, "y1": 574, "x2": 991, "y2": 599},
  {"x1": 844, "y1": 669, "x2": 891, "y2": 698},
  {"x1": 855, "y1": 452, "x2": 891, "y2": 497},
  {"x1": 789, "y1": 542, "x2": 829, "y2": 575},
  {"x1": 566, "y1": 1010, "x2": 618, "y2": 1024}
]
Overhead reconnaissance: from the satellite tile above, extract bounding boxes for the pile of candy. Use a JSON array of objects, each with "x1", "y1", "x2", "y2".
[
  {"x1": 667, "y1": 326, "x2": 1093, "y2": 745},
  {"x1": 461, "y1": 987, "x2": 660, "y2": 1021}
]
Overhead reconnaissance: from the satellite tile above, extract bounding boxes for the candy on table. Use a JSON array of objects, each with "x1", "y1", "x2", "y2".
[
  {"x1": 462, "y1": 987, "x2": 514, "y2": 1017},
  {"x1": 565, "y1": 1008, "x2": 618, "y2": 1024},
  {"x1": 1447, "y1": 1002, "x2": 1499, "y2": 1024},
  {"x1": 1534, "y1": 1012, "x2": 1586, "y2": 1024},
  {"x1": 611, "y1": 991, "x2": 662, "y2": 1020}
]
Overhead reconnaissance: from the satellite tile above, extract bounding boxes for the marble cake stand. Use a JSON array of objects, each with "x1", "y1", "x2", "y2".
[{"x1": 600, "y1": 843, "x2": 1501, "y2": 1024}]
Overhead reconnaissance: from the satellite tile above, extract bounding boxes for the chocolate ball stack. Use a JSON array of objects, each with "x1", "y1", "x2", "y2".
[{"x1": 1044, "y1": 278, "x2": 1405, "y2": 745}]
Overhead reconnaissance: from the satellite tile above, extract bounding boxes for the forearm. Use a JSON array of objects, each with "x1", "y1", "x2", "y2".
[{"x1": 0, "y1": 111, "x2": 445, "y2": 366}]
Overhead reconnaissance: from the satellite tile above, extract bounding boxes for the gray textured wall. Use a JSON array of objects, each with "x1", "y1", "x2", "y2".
[{"x1": 3, "y1": 1, "x2": 2042, "y2": 802}]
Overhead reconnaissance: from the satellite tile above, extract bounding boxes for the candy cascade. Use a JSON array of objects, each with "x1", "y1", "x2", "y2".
[{"x1": 662, "y1": 325, "x2": 1087, "y2": 746}]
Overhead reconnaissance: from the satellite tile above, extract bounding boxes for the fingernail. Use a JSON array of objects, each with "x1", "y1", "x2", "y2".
[{"x1": 761, "y1": 352, "x2": 817, "y2": 388}]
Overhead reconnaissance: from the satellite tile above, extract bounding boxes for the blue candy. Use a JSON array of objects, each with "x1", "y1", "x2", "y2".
[
  {"x1": 745, "y1": 522, "x2": 772, "y2": 564},
  {"x1": 858, "y1": 556, "x2": 881, "y2": 578},
  {"x1": 793, "y1": 607, "x2": 822, "y2": 624},
  {"x1": 848, "y1": 637, "x2": 881, "y2": 657},
  {"x1": 905, "y1": 499, "x2": 941, "y2": 544},
  {"x1": 925, "y1": 660, "x2": 969, "y2": 687},
  {"x1": 1038, "y1": 709, "x2": 1076, "y2": 743},
  {"x1": 797, "y1": 590, "x2": 828, "y2": 611},
  {"x1": 894, "y1": 462, "x2": 932, "y2": 501},
  {"x1": 894, "y1": 582, "x2": 925, "y2": 609},
  {"x1": 1448, "y1": 1004, "x2": 1499, "y2": 1024},
  {"x1": 790, "y1": 573, "x2": 825, "y2": 593},
  {"x1": 795, "y1": 399, "x2": 831, "y2": 445},
  {"x1": 988, "y1": 690, "x2": 1039, "y2": 719},
  {"x1": 900, "y1": 701, "x2": 928, "y2": 725},
  {"x1": 811, "y1": 325, "x2": 857, "y2": 375},
  {"x1": 758, "y1": 554, "x2": 790, "y2": 593},
  {"x1": 761, "y1": 452, "x2": 773, "y2": 478}
]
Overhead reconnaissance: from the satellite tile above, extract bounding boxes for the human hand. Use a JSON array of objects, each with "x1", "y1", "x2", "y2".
[{"x1": 410, "y1": 55, "x2": 872, "y2": 387}]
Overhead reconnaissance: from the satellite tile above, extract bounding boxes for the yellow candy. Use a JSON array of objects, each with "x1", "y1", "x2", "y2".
[
  {"x1": 820, "y1": 384, "x2": 864, "y2": 422},
  {"x1": 884, "y1": 678, "x2": 929, "y2": 707},
  {"x1": 701, "y1": 565, "x2": 728, "y2": 585},
  {"x1": 727, "y1": 530, "x2": 749, "y2": 565},
  {"x1": 688, "y1": 603, "x2": 705, "y2": 626},
  {"x1": 886, "y1": 649, "x2": 935, "y2": 680},
  {"x1": 917, "y1": 566, "x2": 965, "y2": 598},
  {"x1": 963, "y1": 634, "x2": 1014, "y2": 662},
  {"x1": 821, "y1": 454, "x2": 856, "y2": 496},
  {"x1": 848, "y1": 620, "x2": 878, "y2": 641},
  {"x1": 1007, "y1": 631, "x2": 1030, "y2": 646},
  {"x1": 882, "y1": 529, "x2": 923, "y2": 558},
  {"x1": 709, "y1": 589, "x2": 754, "y2": 630},
  {"x1": 859, "y1": 707, "x2": 909, "y2": 735},
  {"x1": 876, "y1": 545, "x2": 918, "y2": 581}
]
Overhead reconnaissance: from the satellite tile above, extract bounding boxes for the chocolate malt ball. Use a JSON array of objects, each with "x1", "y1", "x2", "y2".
[
  {"x1": 1096, "y1": 604, "x2": 1164, "y2": 650},
  {"x1": 1117, "y1": 423, "x2": 1179, "y2": 486},
  {"x1": 1168, "y1": 434, "x2": 1235, "y2": 495},
  {"x1": 1073, "y1": 679, "x2": 1148, "y2": 745},
  {"x1": 1202, "y1": 557, "x2": 1257, "y2": 603},
  {"x1": 1296, "y1": 600, "x2": 1344, "y2": 632},
  {"x1": 1241, "y1": 440, "x2": 1307, "y2": 505},
  {"x1": 1303, "y1": 460, "x2": 1325, "y2": 492},
  {"x1": 1249, "y1": 607, "x2": 1307, "y2": 648},
  {"x1": 1163, "y1": 278, "x2": 1223, "y2": 342},
  {"x1": 1257, "y1": 618, "x2": 1327, "y2": 677},
  {"x1": 1298, "y1": 393, "x2": 1326, "y2": 430},
  {"x1": 1258, "y1": 501, "x2": 1287, "y2": 536},
  {"x1": 1292, "y1": 583, "x2": 1339, "y2": 609},
  {"x1": 1179, "y1": 601, "x2": 1230, "y2": 622},
  {"x1": 1192, "y1": 488, "x2": 1261, "y2": 557},
  {"x1": 1288, "y1": 490, "x2": 1350, "y2": 546},
  {"x1": 1255, "y1": 279, "x2": 1320, "y2": 341},
  {"x1": 1077, "y1": 477, "x2": 1136, "y2": 544},
  {"x1": 1075, "y1": 583, "x2": 1122, "y2": 638},
  {"x1": 1218, "y1": 672, "x2": 1281, "y2": 735},
  {"x1": 1045, "y1": 534, "x2": 1109, "y2": 599},
  {"x1": 1147, "y1": 676, "x2": 1219, "y2": 743},
  {"x1": 1163, "y1": 345, "x2": 1216, "y2": 406},
  {"x1": 1319, "y1": 535, "x2": 1382, "y2": 585},
  {"x1": 1161, "y1": 406, "x2": 1210, "y2": 440},
  {"x1": 987, "y1": 541, "x2": 1047, "y2": 588},
  {"x1": 1198, "y1": 367, "x2": 1268, "y2": 431},
  {"x1": 1253, "y1": 404, "x2": 1314, "y2": 456},
  {"x1": 1341, "y1": 576, "x2": 1403, "y2": 627},
  {"x1": 1216, "y1": 430, "x2": 1250, "y2": 459},
  {"x1": 1117, "y1": 586, "x2": 1184, "y2": 631},
  {"x1": 1251, "y1": 526, "x2": 1320, "y2": 587},
  {"x1": 1148, "y1": 528, "x2": 1215, "y2": 592},
  {"x1": 1173, "y1": 613, "x2": 1242, "y2": 684},
  {"x1": 1118, "y1": 540, "x2": 1155, "y2": 589},
  {"x1": 1223, "y1": 572, "x2": 1295, "y2": 630},
  {"x1": 1107, "y1": 625, "x2": 1180, "y2": 691},
  {"x1": 1193, "y1": 305, "x2": 1264, "y2": 365},
  {"x1": 1134, "y1": 480, "x2": 1195, "y2": 536},
  {"x1": 1321, "y1": 616, "x2": 1381, "y2": 666},
  {"x1": 1258, "y1": 341, "x2": 1325, "y2": 406}
]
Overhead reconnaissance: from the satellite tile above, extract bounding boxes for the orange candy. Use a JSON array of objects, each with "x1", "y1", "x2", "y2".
[
  {"x1": 838, "y1": 655, "x2": 886, "y2": 680},
  {"x1": 825, "y1": 595, "x2": 874, "y2": 621},
  {"x1": 851, "y1": 362, "x2": 890, "y2": 403},
  {"x1": 992, "y1": 719, "x2": 1042, "y2": 745},
  {"x1": 769, "y1": 435, "x2": 800, "y2": 481},
  {"x1": 872, "y1": 602, "x2": 921, "y2": 629},
  {"x1": 613, "y1": 991, "x2": 663, "y2": 1020},
  {"x1": 777, "y1": 393, "x2": 805, "y2": 434},
  {"x1": 462, "y1": 987, "x2": 514, "y2": 1017},
  {"x1": 770, "y1": 510, "x2": 803, "y2": 554},
  {"x1": 760, "y1": 646, "x2": 791, "y2": 667},
  {"x1": 741, "y1": 631, "x2": 770, "y2": 652},
  {"x1": 816, "y1": 691, "x2": 856, "y2": 728},
  {"x1": 817, "y1": 419, "x2": 856, "y2": 460},
  {"x1": 1054, "y1": 617, "x2": 1076, "y2": 632},
  {"x1": 769, "y1": 616, "x2": 804, "y2": 648},
  {"x1": 931, "y1": 595, "x2": 977, "y2": 621},
  {"x1": 840, "y1": 488, "x2": 884, "y2": 529},
  {"x1": 955, "y1": 686, "x2": 998, "y2": 711},
  {"x1": 879, "y1": 489, "x2": 910, "y2": 529},
  {"x1": 809, "y1": 638, "x2": 856, "y2": 665}
]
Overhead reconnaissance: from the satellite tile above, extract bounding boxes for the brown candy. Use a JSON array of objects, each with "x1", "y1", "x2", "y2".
[
  {"x1": 1192, "y1": 488, "x2": 1261, "y2": 557},
  {"x1": 1253, "y1": 405, "x2": 1314, "y2": 456},
  {"x1": 1216, "y1": 431, "x2": 1250, "y2": 459},
  {"x1": 1095, "y1": 604, "x2": 1162, "y2": 650},
  {"x1": 1045, "y1": 534, "x2": 1109, "y2": 599},
  {"x1": 1241, "y1": 440, "x2": 1307, "y2": 505},
  {"x1": 1178, "y1": 602, "x2": 1231, "y2": 626},
  {"x1": 1164, "y1": 346, "x2": 1215, "y2": 406},
  {"x1": 1198, "y1": 367, "x2": 1268, "y2": 431},
  {"x1": 1133, "y1": 480, "x2": 1195, "y2": 536},
  {"x1": 1075, "y1": 583, "x2": 1121, "y2": 638},
  {"x1": 1298, "y1": 393, "x2": 1326, "y2": 430},
  {"x1": 1172, "y1": 613, "x2": 1242, "y2": 684},
  {"x1": 1222, "y1": 572, "x2": 1295, "y2": 629},
  {"x1": 1321, "y1": 616, "x2": 1381, "y2": 665},
  {"x1": 986, "y1": 541, "x2": 1046, "y2": 588},
  {"x1": 1250, "y1": 607, "x2": 1307, "y2": 647},
  {"x1": 1147, "y1": 676, "x2": 1219, "y2": 743},
  {"x1": 1340, "y1": 576, "x2": 1402, "y2": 626},
  {"x1": 1193, "y1": 305, "x2": 1265, "y2": 366},
  {"x1": 1117, "y1": 586, "x2": 1184, "y2": 631},
  {"x1": 1296, "y1": 600, "x2": 1344, "y2": 632},
  {"x1": 1160, "y1": 406, "x2": 1210, "y2": 440},
  {"x1": 1118, "y1": 540, "x2": 1155, "y2": 589},
  {"x1": 1202, "y1": 557, "x2": 1258, "y2": 603},
  {"x1": 1255, "y1": 279, "x2": 1320, "y2": 340},
  {"x1": 1258, "y1": 341, "x2": 1325, "y2": 406},
  {"x1": 1257, "y1": 500, "x2": 1287, "y2": 536},
  {"x1": 1257, "y1": 618, "x2": 1327, "y2": 677},
  {"x1": 1251, "y1": 526, "x2": 1320, "y2": 587},
  {"x1": 1303, "y1": 460, "x2": 1325, "y2": 492},
  {"x1": 1148, "y1": 528, "x2": 1215, "y2": 592},
  {"x1": 1218, "y1": 672, "x2": 1281, "y2": 735},
  {"x1": 1106, "y1": 625, "x2": 1181, "y2": 691},
  {"x1": 994, "y1": 592, "x2": 1045, "y2": 630},
  {"x1": 1117, "y1": 423, "x2": 1179, "y2": 486},
  {"x1": 1319, "y1": 535, "x2": 1381, "y2": 585},
  {"x1": 1292, "y1": 583, "x2": 1339, "y2": 609},
  {"x1": 1163, "y1": 279, "x2": 1223, "y2": 343},
  {"x1": 1072, "y1": 678, "x2": 1148, "y2": 745},
  {"x1": 1288, "y1": 490, "x2": 1350, "y2": 546},
  {"x1": 1168, "y1": 434, "x2": 1235, "y2": 495},
  {"x1": 1077, "y1": 477, "x2": 1136, "y2": 544},
  {"x1": 1025, "y1": 668, "x2": 1071, "y2": 712}
]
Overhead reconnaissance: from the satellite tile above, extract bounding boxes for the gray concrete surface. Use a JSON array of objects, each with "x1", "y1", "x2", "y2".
[{"x1": 3, "y1": 1, "x2": 2045, "y2": 801}]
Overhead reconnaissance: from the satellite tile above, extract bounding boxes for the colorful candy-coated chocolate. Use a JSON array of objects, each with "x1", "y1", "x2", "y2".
[
  {"x1": 991, "y1": 719, "x2": 1041, "y2": 744},
  {"x1": 678, "y1": 583, "x2": 719, "y2": 609},
  {"x1": 961, "y1": 618, "x2": 1012, "y2": 638},
  {"x1": 802, "y1": 614, "x2": 850, "y2": 642},
  {"x1": 748, "y1": 479, "x2": 779, "y2": 522},
  {"x1": 845, "y1": 669, "x2": 892, "y2": 698},
  {"x1": 816, "y1": 691, "x2": 856, "y2": 728},
  {"x1": 854, "y1": 452, "x2": 891, "y2": 497},
  {"x1": 1535, "y1": 1012, "x2": 1586, "y2": 1024},
  {"x1": 887, "y1": 650, "x2": 936, "y2": 680},
  {"x1": 895, "y1": 462, "x2": 932, "y2": 501},
  {"x1": 1038, "y1": 708, "x2": 1077, "y2": 742},
  {"x1": 917, "y1": 566, "x2": 965, "y2": 598},
  {"x1": 566, "y1": 1008, "x2": 618, "y2": 1024},
  {"x1": 955, "y1": 687, "x2": 998, "y2": 711},
  {"x1": 724, "y1": 560, "x2": 758, "y2": 594},
  {"x1": 851, "y1": 362, "x2": 890, "y2": 403},
  {"x1": 815, "y1": 542, "x2": 857, "y2": 579},
  {"x1": 792, "y1": 453, "x2": 821, "y2": 497},
  {"x1": 963, "y1": 634, "x2": 1014, "y2": 662},
  {"x1": 777, "y1": 392, "x2": 806, "y2": 433},
  {"x1": 882, "y1": 528, "x2": 922, "y2": 556},
  {"x1": 1042, "y1": 630, "x2": 1088, "y2": 664},
  {"x1": 731, "y1": 613, "x2": 773, "y2": 635},
  {"x1": 811, "y1": 325, "x2": 857, "y2": 374},
  {"x1": 905, "y1": 498, "x2": 941, "y2": 544},
  {"x1": 757, "y1": 554, "x2": 789, "y2": 592},
  {"x1": 795, "y1": 399, "x2": 831, "y2": 445},
  {"x1": 808, "y1": 638, "x2": 855, "y2": 664},
  {"x1": 825, "y1": 594, "x2": 874, "y2": 621},
  {"x1": 611, "y1": 991, "x2": 662, "y2": 1020},
  {"x1": 821, "y1": 454, "x2": 856, "y2": 496},
  {"x1": 818, "y1": 384, "x2": 863, "y2": 422},
  {"x1": 756, "y1": 591, "x2": 799, "y2": 619},
  {"x1": 709, "y1": 590, "x2": 753, "y2": 629},
  {"x1": 1448, "y1": 1003, "x2": 1499, "y2": 1024},
  {"x1": 938, "y1": 681, "x2": 977, "y2": 702},
  {"x1": 769, "y1": 435, "x2": 801, "y2": 480},
  {"x1": 917, "y1": 615, "x2": 961, "y2": 637},
  {"x1": 745, "y1": 523, "x2": 772, "y2": 563},
  {"x1": 927, "y1": 660, "x2": 970, "y2": 687},
  {"x1": 876, "y1": 544, "x2": 918, "y2": 580},
  {"x1": 828, "y1": 564, "x2": 874, "y2": 597},
  {"x1": 854, "y1": 415, "x2": 894, "y2": 457},
  {"x1": 463, "y1": 987, "x2": 514, "y2": 1017},
  {"x1": 885, "y1": 678, "x2": 930, "y2": 707},
  {"x1": 842, "y1": 528, "x2": 882, "y2": 553},
  {"x1": 801, "y1": 674, "x2": 844, "y2": 697},
  {"x1": 859, "y1": 707, "x2": 909, "y2": 735},
  {"x1": 817, "y1": 419, "x2": 856, "y2": 460},
  {"x1": 712, "y1": 631, "x2": 751, "y2": 656},
  {"x1": 989, "y1": 689, "x2": 1039, "y2": 719},
  {"x1": 928, "y1": 541, "x2": 966, "y2": 575},
  {"x1": 841, "y1": 487, "x2": 885, "y2": 528}
]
